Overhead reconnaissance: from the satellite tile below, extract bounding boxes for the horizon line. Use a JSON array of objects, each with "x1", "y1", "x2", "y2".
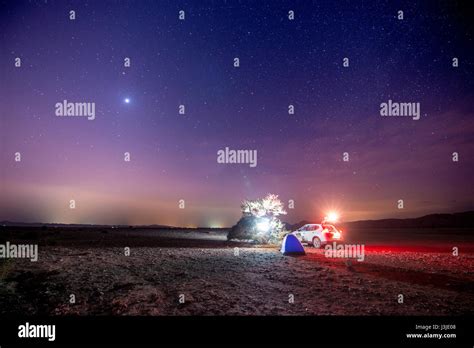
[{"x1": 1, "y1": 210, "x2": 472, "y2": 229}]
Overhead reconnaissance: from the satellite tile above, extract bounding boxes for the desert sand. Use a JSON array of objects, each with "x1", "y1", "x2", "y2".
[{"x1": 0, "y1": 226, "x2": 473, "y2": 315}]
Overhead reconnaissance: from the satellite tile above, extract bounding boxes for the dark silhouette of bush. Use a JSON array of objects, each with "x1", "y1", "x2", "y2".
[
  {"x1": 228, "y1": 194, "x2": 288, "y2": 244},
  {"x1": 227, "y1": 216, "x2": 258, "y2": 242},
  {"x1": 227, "y1": 215, "x2": 287, "y2": 244}
]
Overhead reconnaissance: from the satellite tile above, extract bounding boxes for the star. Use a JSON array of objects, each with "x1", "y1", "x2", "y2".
[{"x1": 124, "y1": 98, "x2": 130, "y2": 104}]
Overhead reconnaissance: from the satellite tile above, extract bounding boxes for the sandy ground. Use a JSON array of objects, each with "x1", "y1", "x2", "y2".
[{"x1": 0, "y1": 227, "x2": 473, "y2": 315}]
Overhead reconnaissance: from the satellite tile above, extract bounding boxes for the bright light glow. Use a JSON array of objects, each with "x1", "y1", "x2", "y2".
[
  {"x1": 325, "y1": 212, "x2": 339, "y2": 223},
  {"x1": 124, "y1": 98, "x2": 130, "y2": 104},
  {"x1": 256, "y1": 218, "x2": 270, "y2": 232}
]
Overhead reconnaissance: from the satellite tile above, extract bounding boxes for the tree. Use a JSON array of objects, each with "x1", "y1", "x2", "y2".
[{"x1": 228, "y1": 194, "x2": 288, "y2": 244}]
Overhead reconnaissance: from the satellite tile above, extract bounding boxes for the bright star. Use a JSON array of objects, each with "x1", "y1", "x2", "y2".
[{"x1": 124, "y1": 98, "x2": 130, "y2": 104}]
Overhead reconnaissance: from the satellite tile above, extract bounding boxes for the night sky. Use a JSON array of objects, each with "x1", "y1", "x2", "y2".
[{"x1": 1, "y1": 0, "x2": 473, "y2": 227}]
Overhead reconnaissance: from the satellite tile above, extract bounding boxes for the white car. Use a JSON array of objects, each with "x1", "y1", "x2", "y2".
[{"x1": 291, "y1": 223, "x2": 343, "y2": 248}]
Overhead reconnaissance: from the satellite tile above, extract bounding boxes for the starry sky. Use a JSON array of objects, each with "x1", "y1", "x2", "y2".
[{"x1": 1, "y1": 0, "x2": 473, "y2": 227}]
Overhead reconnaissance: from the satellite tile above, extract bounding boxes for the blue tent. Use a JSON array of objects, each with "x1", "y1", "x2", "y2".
[{"x1": 281, "y1": 234, "x2": 305, "y2": 255}]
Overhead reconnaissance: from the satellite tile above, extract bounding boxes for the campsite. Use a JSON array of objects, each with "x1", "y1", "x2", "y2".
[{"x1": 1, "y1": 224, "x2": 473, "y2": 316}]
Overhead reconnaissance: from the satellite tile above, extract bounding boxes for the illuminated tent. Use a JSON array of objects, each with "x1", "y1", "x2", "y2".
[{"x1": 280, "y1": 234, "x2": 305, "y2": 255}]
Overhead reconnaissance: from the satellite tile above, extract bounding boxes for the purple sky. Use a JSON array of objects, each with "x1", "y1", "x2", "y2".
[{"x1": 1, "y1": 1, "x2": 473, "y2": 226}]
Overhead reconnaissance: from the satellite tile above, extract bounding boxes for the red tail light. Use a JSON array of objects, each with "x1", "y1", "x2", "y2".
[{"x1": 323, "y1": 232, "x2": 333, "y2": 239}]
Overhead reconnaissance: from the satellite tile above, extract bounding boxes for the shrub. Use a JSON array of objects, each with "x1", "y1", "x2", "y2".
[{"x1": 228, "y1": 194, "x2": 288, "y2": 244}]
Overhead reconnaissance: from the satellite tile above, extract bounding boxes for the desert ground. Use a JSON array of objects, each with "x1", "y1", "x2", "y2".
[{"x1": 0, "y1": 226, "x2": 473, "y2": 316}]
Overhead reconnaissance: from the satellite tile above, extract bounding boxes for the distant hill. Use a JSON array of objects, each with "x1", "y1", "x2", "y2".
[
  {"x1": 286, "y1": 211, "x2": 474, "y2": 230},
  {"x1": 344, "y1": 211, "x2": 474, "y2": 229}
]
